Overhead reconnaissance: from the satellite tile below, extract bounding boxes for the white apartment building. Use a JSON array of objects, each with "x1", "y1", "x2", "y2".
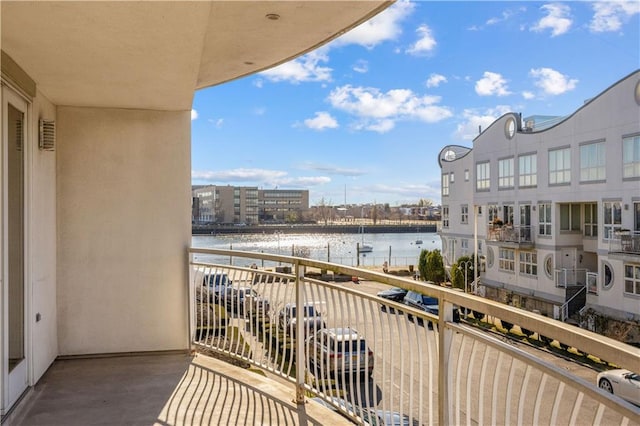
[{"x1": 439, "y1": 70, "x2": 640, "y2": 327}]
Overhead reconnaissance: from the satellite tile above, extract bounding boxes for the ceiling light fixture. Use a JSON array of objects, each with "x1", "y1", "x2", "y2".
[{"x1": 265, "y1": 13, "x2": 280, "y2": 20}]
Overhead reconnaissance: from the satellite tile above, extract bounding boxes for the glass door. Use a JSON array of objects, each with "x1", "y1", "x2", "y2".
[{"x1": 2, "y1": 84, "x2": 28, "y2": 412}]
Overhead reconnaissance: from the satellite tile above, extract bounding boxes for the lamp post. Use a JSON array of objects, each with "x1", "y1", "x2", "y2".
[
  {"x1": 460, "y1": 260, "x2": 474, "y2": 319},
  {"x1": 459, "y1": 260, "x2": 474, "y2": 294}
]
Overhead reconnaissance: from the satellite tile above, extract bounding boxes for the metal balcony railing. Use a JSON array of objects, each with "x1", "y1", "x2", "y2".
[
  {"x1": 555, "y1": 268, "x2": 588, "y2": 288},
  {"x1": 189, "y1": 248, "x2": 639, "y2": 425},
  {"x1": 609, "y1": 231, "x2": 640, "y2": 254},
  {"x1": 486, "y1": 225, "x2": 533, "y2": 244}
]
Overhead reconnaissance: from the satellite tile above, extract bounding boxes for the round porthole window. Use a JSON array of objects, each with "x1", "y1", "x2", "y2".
[
  {"x1": 544, "y1": 254, "x2": 554, "y2": 279},
  {"x1": 505, "y1": 116, "x2": 516, "y2": 139},
  {"x1": 602, "y1": 261, "x2": 614, "y2": 289},
  {"x1": 487, "y1": 247, "x2": 495, "y2": 268}
]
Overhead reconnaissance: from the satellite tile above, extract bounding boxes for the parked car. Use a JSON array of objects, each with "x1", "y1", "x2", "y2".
[
  {"x1": 311, "y1": 397, "x2": 414, "y2": 426},
  {"x1": 202, "y1": 272, "x2": 232, "y2": 302},
  {"x1": 307, "y1": 327, "x2": 374, "y2": 377},
  {"x1": 403, "y1": 290, "x2": 460, "y2": 328},
  {"x1": 377, "y1": 287, "x2": 408, "y2": 313},
  {"x1": 361, "y1": 408, "x2": 413, "y2": 426},
  {"x1": 597, "y1": 369, "x2": 640, "y2": 406},
  {"x1": 222, "y1": 286, "x2": 269, "y2": 316},
  {"x1": 278, "y1": 303, "x2": 326, "y2": 337}
]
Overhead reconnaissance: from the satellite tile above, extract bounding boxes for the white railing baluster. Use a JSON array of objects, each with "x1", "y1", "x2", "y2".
[
  {"x1": 188, "y1": 248, "x2": 640, "y2": 425},
  {"x1": 295, "y1": 261, "x2": 305, "y2": 404}
]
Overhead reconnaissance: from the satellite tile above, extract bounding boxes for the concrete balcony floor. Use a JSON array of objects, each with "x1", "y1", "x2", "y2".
[{"x1": 4, "y1": 352, "x2": 350, "y2": 426}]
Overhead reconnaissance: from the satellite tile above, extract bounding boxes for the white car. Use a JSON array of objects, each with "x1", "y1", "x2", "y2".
[{"x1": 597, "y1": 369, "x2": 640, "y2": 406}]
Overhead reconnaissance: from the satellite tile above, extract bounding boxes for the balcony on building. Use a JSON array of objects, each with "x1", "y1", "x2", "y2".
[{"x1": 486, "y1": 224, "x2": 534, "y2": 248}]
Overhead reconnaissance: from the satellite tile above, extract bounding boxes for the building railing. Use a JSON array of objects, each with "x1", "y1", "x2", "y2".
[
  {"x1": 486, "y1": 225, "x2": 533, "y2": 244},
  {"x1": 189, "y1": 248, "x2": 639, "y2": 425},
  {"x1": 555, "y1": 268, "x2": 588, "y2": 288},
  {"x1": 608, "y1": 230, "x2": 640, "y2": 254}
]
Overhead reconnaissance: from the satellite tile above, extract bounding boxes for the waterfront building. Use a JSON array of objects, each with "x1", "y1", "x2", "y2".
[
  {"x1": 0, "y1": 1, "x2": 390, "y2": 416},
  {"x1": 438, "y1": 70, "x2": 640, "y2": 341},
  {"x1": 258, "y1": 189, "x2": 310, "y2": 223},
  {"x1": 192, "y1": 185, "x2": 307, "y2": 224}
]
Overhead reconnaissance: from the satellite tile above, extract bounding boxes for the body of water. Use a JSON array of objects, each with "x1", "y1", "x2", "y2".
[{"x1": 192, "y1": 232, "x2": 442, "y2": 268}]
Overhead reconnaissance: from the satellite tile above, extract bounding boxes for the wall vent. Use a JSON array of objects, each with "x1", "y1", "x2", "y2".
[{"x1": 39, "y1": 119, "x2": 55, "y2": 151}]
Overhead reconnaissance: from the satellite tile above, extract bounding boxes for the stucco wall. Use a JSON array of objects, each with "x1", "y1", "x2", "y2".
[
  {"x1": 31, "y1": 89, "x2": 58, "y2": 382},
  {"x1": 56, "y1": 107, "x2": 190, "y2": 355}
]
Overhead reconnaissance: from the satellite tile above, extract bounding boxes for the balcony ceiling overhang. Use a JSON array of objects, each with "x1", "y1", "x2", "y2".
[{"x1": 1, "y1": 1, "x2": 391, "y2": 111}]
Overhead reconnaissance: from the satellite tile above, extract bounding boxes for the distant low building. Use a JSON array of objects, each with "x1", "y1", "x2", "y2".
[
  {"x1": 192, "y1": 186, "x2": 308, "y2": 224},
  {"x1": 258, "y1": 189, "x2": 309, "y2": 223}
]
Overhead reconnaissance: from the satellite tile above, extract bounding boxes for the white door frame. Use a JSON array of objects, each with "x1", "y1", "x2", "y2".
[{"x1": 1, "y1": 81, "x2": 32, "y2": 415}]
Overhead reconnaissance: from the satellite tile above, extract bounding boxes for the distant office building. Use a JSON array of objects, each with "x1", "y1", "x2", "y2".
[
  {"x1": 193, "y1": 186, "x2": 308, "y2": 224},
  {"x1": 438, "y1": 70, "x2": 639, "y2": 327},
  {"x1": 258, "y1": 189, "x2": 309, "y2": 222}
]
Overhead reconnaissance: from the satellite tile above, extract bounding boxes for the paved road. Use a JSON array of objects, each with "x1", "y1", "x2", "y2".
[{"x1": 226, "y1": 278, "x2": 634, "y2": 425}]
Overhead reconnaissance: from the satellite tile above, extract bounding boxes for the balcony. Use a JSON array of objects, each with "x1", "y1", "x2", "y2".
[
  {"x1": 5, "y1": 249, "x2": 638, "y2": 425},
  {"x1": 609, "y1": 230, "x2": 640, "y2": 255},
  {"x1": 486, "y1": 225, "x2": 534, "y2": 248}
]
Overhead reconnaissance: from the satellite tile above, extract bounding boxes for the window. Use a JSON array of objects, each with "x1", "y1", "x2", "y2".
[
  {"x1": 549, "y1": 148, "x2": 571, "y2": 185},
  {"x1": 603, "y1": 201, "x2": 622, "y2": 239},
  {"x1": 464, "y1": 169, "x2": 470, "y2": 181},
  {"x1": 520, "y1": 204, "x2": 531, "y2": 226},
  {"x1": 476, "y1": 162, "x2": 490, "y2": 191},
  {"x1": 488, "y1": 204, "x2": 499, "y2": 223},
  {"x1": 461, "y1": 205, "x2": 468, "y2": 224},
  {"x1": 499, "y1": 248, "x2": 515, "y2": 272},
  {"x1": 498, "y1": 158, "x2": 514, "y2": 188},
  {"x1": 560, "y1": 204, "x2": 581, "y2": 231},
  {"x1": 635, "y1": 202, "x2": 640, "y2": 232},
  {"x1": 603, "y1": 262, "x2": 613, "y2": 289},
  {"x1": 502, "y1": 205, "x2": 514, "y2": 225},
  {"x1": 519, "y1": 251, "x2": 537, "y2": 276},
  {"x1": 624, "y1": 264, "x2": 640, "y2": 295},
  {"x1": 544, "y1": 255, "x2": 554, "y2": 279},
  {"x1": 450, "y1": 172, "x2": 455, "y2": 183},
  {"x1": 442, "y1": 206, "x2": 449, "y2": 228},
  {"x1": 623, "y1": 135, "x2": 640, "y2": 178},
  {"x1": 580, "y1": 141, "x2": 606, "y2": 182},
  {"x1": 442, "y1": 173, "x2": 449, "y2": 196},
  {"x1": 584, "y1": 203, "x2": 598, "y2": 237},
  {"x1": 539, "y1": 203, "x2": 552, "y2": 235},
  {"x1": 518, "y1": 154, "x2": 537, "y2": 187},
  {"x1": 461, "y1": 239, "x2": 469, "y2": 250}
]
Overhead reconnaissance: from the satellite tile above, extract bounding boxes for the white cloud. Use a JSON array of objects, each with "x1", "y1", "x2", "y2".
[
  {"x1": 260, "y1": 49, "x2": 332, "y2": 84},
  {"x1": 191, "y1": 109, "x2": 198, "y2": 120},
  {"x1": 193, "y1": 168, "x2": 287, "y2": 183},
  {"x1": 406, "y1": 24, "x2": 437, "y2": 56},
  {"x1": 207, "y1": 118, "x2": 224, "y2": 128},
  {"x1": 522, "y1": 91, "x2": 535, "y2": 100},
  {"x1": 475, "y1": 72, "x2": 512, "y2": 96},
  {"x1": 352, "y1": 60, "x2": 369, "y2": 74},
  {"x1": 328, "y1": 85, "x2": 452, "y2": 133},
  {"x1": 304, "y1": 112, "x2": 339, "y2": 131},
  {"x1": 529, "y1": 67, "x2": 578, "y2": 95},
  {"x1": 426, "y1": 73, "x2": 447, "y2": 88},
  {"x1": 333, "y1": 0, "x2": 415, "y2": 49},
  {"x1": 589, "y1": 1, "x2": 640, "y2": 33},
  {"x1": 298, "y1": 162, "x2": 366, "y2": 177},
  {"x1": 454, "y1": 106, "x2": 512, "y2": 140},
  {"x1": 192, "y1": 168, "x2": 330, "y2": 188},
  {"x1": 254, "y1": 107, "x2": 266, "y2": 116},
  {"x1": 276, "y1": 176, "x2": 332, "y2": 187},
  {"x1": 531, "y1": 3, "x2": 572, "y2": 37},
  {"x1": 253, "y1": 79, "x2": 264, "y2": 88}
]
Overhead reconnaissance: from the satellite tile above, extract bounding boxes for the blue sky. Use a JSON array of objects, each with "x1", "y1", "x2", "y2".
[{"x1": 191, "y1": 1, "x2": 639, "y2": 206}]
